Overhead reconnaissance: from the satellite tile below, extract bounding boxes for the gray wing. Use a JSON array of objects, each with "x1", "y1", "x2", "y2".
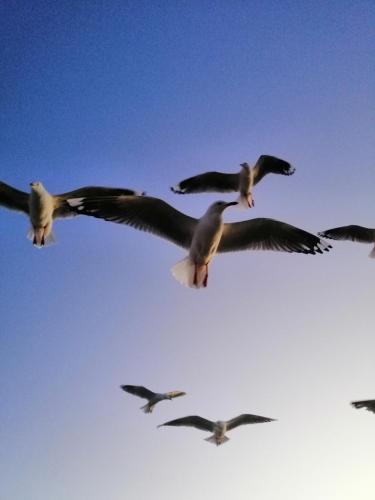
[
  {"x1": 67, "y1": 195, "x2": 197, "y2": 249},
  {"x1": 158, "y1": 415, "x2": 214, "y2": 432},
  {"x1": 0, "y1": 181, "x2": 29, "y2": 214},
  {"x1": 226, "y1": 414, "x2": 276, "y2": 430},
  {"x1": 219, "y1": 218, "x2": 331, "y2": 254},
  {"x1": 171, "y1": 172, "x2": 239, "y2": 194},
  {"x1": 351, "y1": 400, "x2": 375, "y2": 413},
  {"x1": 53, "y1": 186, "x2": 144, "y2": 218},
  {"x1": 319, "y1": 226, "x2": 375, "y2": 244},
  {"x1": 121, "y1": 385, "x2": 156, "y2": 401},
  {"x1": 165, "y1": 391, "x2": 187, "y2": 399},
  {"x1": 252, "y1": 155, "x2": 295, "y2": 185}
]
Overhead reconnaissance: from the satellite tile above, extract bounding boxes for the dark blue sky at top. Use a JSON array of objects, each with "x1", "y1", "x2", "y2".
[{"x1": 1, "y1": 0, "x2": 373, "y2": 189}]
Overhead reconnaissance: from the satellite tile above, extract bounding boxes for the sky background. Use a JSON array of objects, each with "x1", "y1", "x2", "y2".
[{"x1": 1, "y1": 1, "x2": 374, "y2": 499}]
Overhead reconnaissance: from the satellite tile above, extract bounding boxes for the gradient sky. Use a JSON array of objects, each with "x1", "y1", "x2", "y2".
[{"x1": 1, "y1": 1, "x2": 374, "y2": 499}]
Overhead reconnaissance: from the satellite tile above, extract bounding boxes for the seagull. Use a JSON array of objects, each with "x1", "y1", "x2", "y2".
[
  {"x1": 67, "y1": 195, "x2": 331, "y2": 288},
  {"x1": 318, "y1": 225, "x2": 375, "y2": 258},
  {"x1": 351, "y1": 400, "x2": 375, "y2": 413},
  {"x1": 0, "y1": 181, "x2": 144, "y2": 247},
  {"x1": 170, "y1": 155, "x2": 295, "y2": 208},
  {"x1": 120, "y1": 385, "x2": 186, "y2": 413},
  {"x1": 158, "y1": 413, "x2": 276, "y2": 445}
]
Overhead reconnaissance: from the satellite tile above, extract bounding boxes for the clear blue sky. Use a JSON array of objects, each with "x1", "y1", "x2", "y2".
[{"x1": 1, "y1": 1, "x2": 374, "y2": 499}]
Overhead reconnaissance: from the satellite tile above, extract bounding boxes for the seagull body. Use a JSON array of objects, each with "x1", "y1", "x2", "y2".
[
  {"x1": 171, "y1": 155, "x2": 295, "y2": 208},
  {"x1": 0, "y1": 181, "x2": 144, "y2": 247},
  {"x1": 121, "y1": 385, "x2": 186, "y2": 413},
  {"x1": 67, "y1": 195, "x2": 331, "y2": 288},
  {"x1": 319, "y1": 225, "x2": 375, "y2": 258},
  {"x1": 176, "y1": 200, "x2": 238, "y2": 287},
  {"x1": 351, "y1": 399, "x2": 375, "y2": 413},
  {"x1": 158, "y1": 413, "x2": 276, "y2": 446}
]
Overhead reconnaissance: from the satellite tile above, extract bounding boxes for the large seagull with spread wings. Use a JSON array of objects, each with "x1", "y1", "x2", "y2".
[
  {"x1": 68, "y1": 194, "x2": 331, "y2": 288},
  {"x1": 158, "y1": 413, "x2": 276, "y2": 445}
]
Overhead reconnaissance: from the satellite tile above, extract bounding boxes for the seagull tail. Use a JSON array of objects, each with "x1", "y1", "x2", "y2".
[
  {"x1": 140, "y1": 403, "x2": 152, "y2": 413},
  {"x1": 205, "y1": 435, "x2": 229, "y2": 446},
  {"x1": 171, "y1": 257, "x2": 205, "y2": 288},
  {"x1": 369, "y1": 246, "x2": 375, "y2": 258},
  {"x1": 236, "y1": 193, "x2": 253, "y2": 209},
  {"x1": 27, "y1": 228, "x2": 56, "y2": 248}
]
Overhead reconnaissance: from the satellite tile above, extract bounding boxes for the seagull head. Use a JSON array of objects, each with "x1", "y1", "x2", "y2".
[
  {"x1": 206, "y1": 200, "x2": 238, "y2": 215},
  {"x1": 240, "y1": 162, "x2": 251, "y2": 172},
  {"x1": 29, "y1": 181, "x2": 44, "y2": 192}
]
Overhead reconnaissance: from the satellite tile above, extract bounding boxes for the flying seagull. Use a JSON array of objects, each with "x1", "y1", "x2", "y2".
[
  {"x1": 158, "y1": 413, "x2": 276, "y2": 446},
  {"x1": 0, "y1": 181, "x2": 144, "y2": 247},
  {"x1": 351, "y1": 400, "x2": 375, "y2": 413},
  {"x1": 170, "y1": 155, "x2": 295, "y2": 208},
  {"x1": 67, "y1": 195, "x2": 331, "y2": 288},
  {"x1": 318, "y1": 225, "x2": 375, "y2": 258},
  {"x1": 121, "y1": 385, "x2": 186, "y2": 413}
]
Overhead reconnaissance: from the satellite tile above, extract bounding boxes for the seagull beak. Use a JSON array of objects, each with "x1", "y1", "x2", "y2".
[{"x1": 225, "y1": 201, "x2": 238, "y2": 207}]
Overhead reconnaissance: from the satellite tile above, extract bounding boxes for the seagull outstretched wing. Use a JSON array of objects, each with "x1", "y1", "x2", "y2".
[
  {"x1": 252, "y1": 155, "x2": 295, "y2": 185},
  {"x1": 121, "y1": 385, "x2": 156, "y2": 401},
  {"x1": 319, "y1": 225, "x2": 375, "y2": 243},
  {"x1": 0, "y1": 181, "x2": 29, "y2": 214},
  {"x1": 158, "y1": 416, "x2": 214, "y2": 431},
  {"x1": 226, "y1": 413, "x2": 276, "y2": 430},
  {"x1": 171, "y1": 172, "x2": 239, "y2": 194},
  {"x1": 68, "y1": 195, "x2": 197, "y2": 248},
  {"x1": 219, "y1": 218, "x2": 331, "y2": 254}
]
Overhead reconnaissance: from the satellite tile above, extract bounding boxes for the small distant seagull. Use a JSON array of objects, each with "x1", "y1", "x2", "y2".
[
  {"x1": 319, "y1": 225, "x2": 375, "y2": 258},
  {"x1": 158, "y1": 413, "x2": 276, "y2": 446},
  {"x1": 120, "y1": 385, "x2": 186, "y2": 413},
  {"x1": 351, "y1": 400, "x2": 375, "y2": 413},
  {"x1": 171, "y1": 155, "x2": 295, "y2": 208},
  {"x1": 0, "y1": 181, "x2": 144, "y2": 247},
  {"x1": 67, "y1": 195, "x2": 331, "y2": 288}
]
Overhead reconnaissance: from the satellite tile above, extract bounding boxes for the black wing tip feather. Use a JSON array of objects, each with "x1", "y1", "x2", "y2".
[
  {"x1": 170, "y1": 184, "x2": 184, "y2": 194},
  {"x1": 351, "y1": 400, "x2": 375, "y2": 410},
  {"x1": 121, "y1": 385, "x2": 133, "y2": 392},
  {"x1": 318, "y1": 230, "x2": 331, "y2": 239}
]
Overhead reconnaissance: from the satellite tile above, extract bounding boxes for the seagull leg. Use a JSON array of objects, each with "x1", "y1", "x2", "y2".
[
  {"x1": 203, "y1": 264, "x2": 208, "y2": 287},
  {"x1": 247, "y1": 193, "x2": 254, "y2": 208}
]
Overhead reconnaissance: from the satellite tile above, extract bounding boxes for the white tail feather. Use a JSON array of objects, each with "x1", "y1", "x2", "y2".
[
  {"x1": 369, "y1": 246, "x2": 375, "y2": 258},
  {"x1": 204, "y1": 435, "x2": 229, "y2": 445},
  {"x1": 171, "y1": 257, "x2": 207, "y2": 288},
  {"x1": 140, "y1": 403, "x2": 152, "y2": 413}
]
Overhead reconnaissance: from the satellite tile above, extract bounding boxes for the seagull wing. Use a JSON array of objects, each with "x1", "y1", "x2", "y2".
[
  {"x1": 351, "y1": 400, "x2": 375, "y2": 413},
  {"x1": 252, "y1": 155, "x2": 295, "y2": 185},
  {"x1": 171, "y1": 172, "x2": 239, "y2": 194},
  {"x1": 158, "y1": 415, "x2": 214, "y2": 432},
  {"x1": 53, "y1": 186, "x2": 144, "y2": 218},
  {"x1": 165, "y1": 391, "x2": 187, "y2": 399},
  {"x1": 226, "y1": 413, "x2": 276, "y2": 430},
  {"x1": 319, "y1": 225, "x2": 375, "y2": 243},
  {"x1": 121, "y1": 385, "x2": 156, "y2": 401},
  {"x1": 0, "y1": 181, "x2": 29, "y2": 214},
  {"x1": 67, "y1": 195, "x2": 197, "y2": 249},
  {"x1": 219, "y1": 218, "x2": 331, "y2": 254}
]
